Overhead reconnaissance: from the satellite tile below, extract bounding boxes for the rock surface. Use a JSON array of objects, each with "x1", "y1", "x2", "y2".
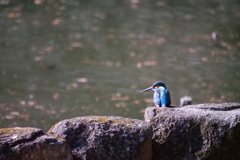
[
  {"x1": 48, "y1": 116, "x2": 153, "y2": 160},
  {"x1": 145, "y1": 102, "x2": 240, "y2": 160},
  {"x1": 0, "y1": 127, "x2": 73, "y2": 160}
]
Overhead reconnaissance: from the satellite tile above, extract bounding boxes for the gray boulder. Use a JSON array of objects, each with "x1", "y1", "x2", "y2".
[
  {"x1": 145, "y1": 102, "x2": 240, "y2": 160},
  {"x1": 0, "y1": 127, "x2": 73, "y2": 160},
  {"x1": 48, "y1": 116, "x2": 153, "y2": 160}
]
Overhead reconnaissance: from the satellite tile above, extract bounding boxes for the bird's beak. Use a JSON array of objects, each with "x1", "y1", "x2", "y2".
[{"x1": 140, "y1": 87, "x2": 152, "y2": 93}]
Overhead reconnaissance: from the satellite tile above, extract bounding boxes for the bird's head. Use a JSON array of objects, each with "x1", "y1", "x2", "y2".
[{"x1": 141, "y1": 81, "x2": 167, "y2": 93}]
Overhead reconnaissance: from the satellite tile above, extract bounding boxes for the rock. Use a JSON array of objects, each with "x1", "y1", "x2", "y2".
[
  {"x1": 144, "y1": 102, "x2": 240, "y2": 160},
  {"x1": 180, "y1": 96, "x2": 192, "y2": 106},
  {"x1": 48, "y1": 116, "x2": 153, "y2": 160},
  {"x1": 0, "y1": 127, "x2": 73, "y2": 160}
]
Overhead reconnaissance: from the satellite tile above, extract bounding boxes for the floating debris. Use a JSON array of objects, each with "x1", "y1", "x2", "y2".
[{"x1": 76, "y1": 78, "x2": 88, "y2": 83}]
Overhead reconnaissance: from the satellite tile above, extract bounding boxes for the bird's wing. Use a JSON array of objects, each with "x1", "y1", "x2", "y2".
[
  {"x1": 160, "y1": 89, "x2": 171, "y2": 107},
  {"x1": 160, "y1": 90, "x2": 167, "y2": 106},
  {"x1": 166, "y1": 90, "x2": 171, "y2": 105}
]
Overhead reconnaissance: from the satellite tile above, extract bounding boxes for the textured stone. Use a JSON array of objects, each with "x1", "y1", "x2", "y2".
[
  {"x1": 145, "y1": 102, "x2": 240, "y2": 160},
  {"x1": 48, "y1": 116, "x2": 153, "y2": 160},
  {"x1": 0, "y1": 127, "x2": 73, "y2": 160}
]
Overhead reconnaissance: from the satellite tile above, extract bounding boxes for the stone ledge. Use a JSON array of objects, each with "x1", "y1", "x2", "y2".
[
  {"x1": 1, "y1": 103, "x2": 240, "y2": 160},
  {"x1": 145, "y1": 102, "x2": 240, "y2": 160}
]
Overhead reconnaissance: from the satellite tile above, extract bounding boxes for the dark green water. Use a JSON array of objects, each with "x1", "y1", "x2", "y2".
[{"x1": 1, "y1": 0, "x2": 240, "y2": 131}]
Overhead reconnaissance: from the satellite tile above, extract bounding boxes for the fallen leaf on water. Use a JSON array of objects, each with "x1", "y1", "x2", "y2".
[
  {"x1": 44, "y1": 46, "x2": 53, "y2": 52},
  {"x1": 8, "y1": 12, "x2": 21, "y2": 18},
  {"x1": 130, "y1": 0, "x2": 139, "y2": 3},
  {"x1": 34, "y1": 105, "x2": 45, "y2": 110},
  {"x1": 144, "y1": 98, "x2": 153, "y2": 103},
  {"x1": 3, "y1": 115, "x2": 14, "y2": 120},
  {"x1": 134, "y1": 100, "x2": 140, "y2": 104},
  {"x1": 0, "y1": 103, "x2": 7, "y2": 109},
  {"x1": 156, "y1": 1, "x2": 166, "y2": 6},
  {"x1": 19, "y1": 100, "x2": 26, "y2": 105},
  {"x1": 19, "y1": 114, "x2": 30, "y2": 119},
  {"x1": 52, "y1": 18, "x2": 62, "y2": 25},
  {"x1": 91, "y1": 26, "x2": 99, "y2": 31},
  {"x1": 156, "y1": 37, "x2": 166, "y2": 45},
  {"x1": 35, "y1": 56, "x2": 43, "y2": 61},
  {"x1": 53, "y1": 93, "x2": 60, "y2": 99},
  {"x1": 34, "y1": 0, "x2": 43, "y2": 5},
  {"x1": 201, "y1": 57, "x2": 208, "y2": 62},
  {"x1": 71, "y1": 42, "x2": 82, "y2": 48},
  {"x1": 66, "y1": 82, "x2": 79, "y2": 90},
  {"x1": 137, "y1": 62, "x2": 142, "y2": 68},
  {"x1": 76, "y1": 78, "x2": 88, "y2": 83},
  {"x1": 111, "y1": 96, "x2": 129, "y2": 101},
  {"x1": 60, "y1": 108, "x2": 68, "y2": 113},
  {"x1": 143, "y1": 61, "x2": 157, "y2": 66},
  {"x1": 10, "y1": 111, "x2": 20, "y2": 116},
  {"x1": 211, "y1": 50, "x2": 227, "y2": 56},
  {"x1": 115, "y1": 102, "x2": 127, "y2": 108},
  {"x1": 28, "y1": 101, "x2": 36, "y2": 106},
  {"x1": 188, "y1": 48, "x2": 197, "y2": 53}
]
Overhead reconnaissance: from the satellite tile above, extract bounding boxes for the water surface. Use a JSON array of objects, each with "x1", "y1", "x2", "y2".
[{"x1": 1, "y1": 0, "x2": 240, "y2": 131}]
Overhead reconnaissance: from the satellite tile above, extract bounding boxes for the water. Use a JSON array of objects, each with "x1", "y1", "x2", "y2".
[{"x1": 1, "y1": 0, "x2": 240, "y2": 131}]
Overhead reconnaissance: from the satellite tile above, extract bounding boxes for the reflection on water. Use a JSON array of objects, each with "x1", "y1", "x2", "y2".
[{"x1": 0, "y1": 0, "x2": 240, "y2": 131}]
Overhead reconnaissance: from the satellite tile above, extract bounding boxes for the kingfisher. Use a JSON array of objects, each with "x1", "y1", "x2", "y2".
[{"x1": 141, "y1": 81, "x2": 171, "y2": 107}]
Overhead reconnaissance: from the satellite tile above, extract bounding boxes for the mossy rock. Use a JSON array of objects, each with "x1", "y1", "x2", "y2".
[{"x1": 48, "y1": 116, "x2": 153, "y2": 160}]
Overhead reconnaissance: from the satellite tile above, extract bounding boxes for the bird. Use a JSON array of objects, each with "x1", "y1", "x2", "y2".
[{"x1": 141, "y1": 81, "x2": 171, "y2": 107}]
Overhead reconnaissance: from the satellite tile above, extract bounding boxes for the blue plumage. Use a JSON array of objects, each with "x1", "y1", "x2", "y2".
[
  {"x1": 153, "y1": 86, "x2": 171, "y2": 107},
  {"x1": 141, "y1": 81, "x2": 171, "y2": 107}
]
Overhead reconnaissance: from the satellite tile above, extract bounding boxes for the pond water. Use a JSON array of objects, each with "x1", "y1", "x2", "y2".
[{"x1": 1, "y1": 0, "x2": 240, "y2": 131}]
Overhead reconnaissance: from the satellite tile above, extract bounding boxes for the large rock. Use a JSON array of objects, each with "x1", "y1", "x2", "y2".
[
  {"x1": 0, "y1": 127, "x2": 73, "y2": 160},
  {"x1": 48, "y1": 116, "x2": 153, "y2": 160},
  {"x1": 145, "y1": 103, "x2": 240, "y2": 160}
]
